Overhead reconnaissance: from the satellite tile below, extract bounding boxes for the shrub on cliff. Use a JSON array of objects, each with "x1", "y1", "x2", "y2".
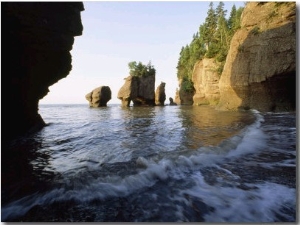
[
  {"x1": 128, "y1": 61, "x2": 156, "y2": 77},
  {"x1": 181, "y1": 76, "x2": 195, "y2": 93}
]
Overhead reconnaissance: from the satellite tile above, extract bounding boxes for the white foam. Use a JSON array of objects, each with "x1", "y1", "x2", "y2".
[{"x1": 179, "y1": 172, "x2": 296, "y2": 222}]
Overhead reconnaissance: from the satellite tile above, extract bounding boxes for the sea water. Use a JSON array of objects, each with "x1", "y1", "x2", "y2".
[{"x1": 1, "y1": 104, "x2": 296, "y2": 222}]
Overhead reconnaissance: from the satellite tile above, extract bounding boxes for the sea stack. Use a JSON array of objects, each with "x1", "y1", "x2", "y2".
[
  {"x1": 155, "y1": 82, "x2": 166, "y2": 106},
  {"x1": 85, "y1": 86, "x2": 111, "y2": 107},
  {"x1": 118, "y1": 74, "x2": 155, "y2": 107}
]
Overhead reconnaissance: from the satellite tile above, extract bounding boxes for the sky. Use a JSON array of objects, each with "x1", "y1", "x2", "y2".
[{"x1": 39, "y1": 1, "x2": 246, "y2": 105}]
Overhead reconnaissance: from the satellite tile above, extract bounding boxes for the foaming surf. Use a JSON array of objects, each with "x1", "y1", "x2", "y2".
[{"x1": 2, "y1": 105, "x2": 296, "y2": 222}]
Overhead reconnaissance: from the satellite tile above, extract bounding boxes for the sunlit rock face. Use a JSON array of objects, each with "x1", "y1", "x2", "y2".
[
  {"x1": 118, "y1": 75, "x2": 155, "y2": 107},
  {"x1": 174, "y1": 88, "x2": 181, "y2": 105},
  {"x1": 155, "y1": 82, "x2": 166, "y2": 106},
  {"x1": 85, "y1": 86, "x2": 112, "y2": 107},
  {"x1": 217, "y1": 2, "x2": 296, "y2": 111},
  {"x1": 192, "y1": 58, "x2": 220, "y2": 106},
  {"x1": 2, "y1": 2, "x2": 84, "y2": 142}
]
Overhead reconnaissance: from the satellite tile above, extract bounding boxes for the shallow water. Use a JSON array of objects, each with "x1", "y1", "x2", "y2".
[{"x1": 1, "y1": 105, "x2": 296, "y2": 222}]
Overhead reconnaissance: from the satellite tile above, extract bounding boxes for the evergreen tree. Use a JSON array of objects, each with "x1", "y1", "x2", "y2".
[
  {"x1": 228, "y1": 4, "x2": 237, "y2": 32},
  {"x1": 128, "y1": 61, "x2": 155, "y2": 77},
  {"x1": 203, "y1": 2, "x2": 217, "y2": 48},
  {"x1": 215, "y1": 1, "x2": 230, "y2": 61},
  {"x1": 176, "y1": 1, "x2": 245, "y2": 93}
]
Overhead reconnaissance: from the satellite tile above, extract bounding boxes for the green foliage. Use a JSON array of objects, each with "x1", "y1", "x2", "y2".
[
  {"x1": 181, "y1": 76, "x2": 195, "y2": 93},
  {"x1": 128, "y1": 61, "x2": 156, "y2": 77},
  {"x1": 176, "y1": 1, "x2": 244, "y2": 93}
]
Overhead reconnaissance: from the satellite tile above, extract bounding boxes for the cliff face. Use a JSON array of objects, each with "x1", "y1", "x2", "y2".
[
  {"x1": 192, "y1": 58, "x2": 220, "y2": 106},
  {"x1": 217, "y1": 2, "x2": 296, "y2": 111},
  {"x1": 2, "y1": 3, "x2": 84, "y2": 142}
]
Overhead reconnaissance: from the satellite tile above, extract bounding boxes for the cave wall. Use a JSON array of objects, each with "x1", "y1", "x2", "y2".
[{"x1": 1, "y1": 2, "x2": 84, "y2": 142}]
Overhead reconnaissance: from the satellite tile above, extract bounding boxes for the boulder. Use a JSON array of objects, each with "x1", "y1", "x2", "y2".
[
  {"x1": 86, "y1": 86, "x2": 111, "y2": 107},
  {"x1": 155, "y1": 82, "x2": 166, "y2": 106}
]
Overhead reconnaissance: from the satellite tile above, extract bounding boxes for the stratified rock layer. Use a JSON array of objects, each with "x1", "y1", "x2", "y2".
[
  {"x1": 2, "y1": 2, "x2": 84, "y2": 142},
  {"x1": 155, "y1": 82, "x2": 166, "y2": 106},
  {"x1": 192, "y1": 58, "x2": 220, "y2": 106},
  {"x1": 118, "y1": 75, "x2": 155, "y2": 106},
  {"x1": 86, "y1": 86, "x2": 111, "y2": 107},
  {"x1": 217, "y1": 2, "x2": 296, "y2": 111}
]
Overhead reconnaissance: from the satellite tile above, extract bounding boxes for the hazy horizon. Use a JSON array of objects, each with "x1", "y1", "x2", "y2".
[{"x1": 39, "y1": 1, "x2": 245, "y2": 105}]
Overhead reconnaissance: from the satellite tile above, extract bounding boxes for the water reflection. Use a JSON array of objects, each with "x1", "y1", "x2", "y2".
[
  {"x1": 178, "y1": 105, "x2": 256, "y2": 148},
  {"x1": 2, "y1": 131, "x2": 58, "y2": 205}
]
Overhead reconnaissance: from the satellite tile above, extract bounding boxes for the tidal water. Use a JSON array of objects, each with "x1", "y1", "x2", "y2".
[{"x1": 1, "y1": 104, "x2": 297, "y2": 222}]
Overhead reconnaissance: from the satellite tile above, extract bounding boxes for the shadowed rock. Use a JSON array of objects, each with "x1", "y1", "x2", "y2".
[
  {"x1": 86, "y1": 86, "x2": 111, "y2": 107},
  {"x1": 2, "y1": 2, "x2": 84, "y2": 143},
  {"x1": 169, "y1": 97, "x2": 177, "y2": 106},
  {"x1": 217, "y1": 2, "x2": 296, "y2": 111},
  {"x1": 155, "y1": 82, "x2": 166, "y2": 106}
]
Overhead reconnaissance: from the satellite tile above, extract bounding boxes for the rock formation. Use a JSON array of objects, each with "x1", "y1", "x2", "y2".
[
  {"x1": 85, "y1": 86, "x2": 111, "y2": 107},
  {"x1": 179, "y1": 84, "x2": 194, "y2": 106},
  {"x1": 175, "y1": 79, "x2": 194, "y2": 105},
  {"x1": 2, "y1": 2, "x2": 84, "y2": 143},
  {"x1": 117, "y1": 75, "x2": 155, "y2": 106},
  {"x1": 174, "y1": 88, "x2": 181, "y2": 105},
  {"x1": 169, "y1": 97, "x2": 177, "y2": 106},
  {"x1": 192, "y1": 58, "x2": 220, "y2": 106},
  {"x1": 155, "y1": 82, "x2": 166, "y2": 106},
  {"x1": 217, "y1": 2, "x2": 296, "y2": 111}
]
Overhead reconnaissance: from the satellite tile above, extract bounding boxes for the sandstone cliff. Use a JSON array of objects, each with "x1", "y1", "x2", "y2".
[
  {"x1": 2, "y1": 3, "x2": 84, "y2": 142},
  {"x1": 192, "y1": 58, "x2": 220, "y2": 106},
  {"x1": 117, "y1": 75, "x2": 155, "y2": 106},
  {"x1": 217, "y1": 2, "x2": 296, "y2": 111}
]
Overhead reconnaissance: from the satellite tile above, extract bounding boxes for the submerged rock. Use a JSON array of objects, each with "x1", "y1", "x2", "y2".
[{"x1": 85, "y1": 86, "x2": 111, "y2": 107}]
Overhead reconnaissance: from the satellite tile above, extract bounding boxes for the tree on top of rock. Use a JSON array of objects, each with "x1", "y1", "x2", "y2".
[{"x1": 128, "y1": 61, "x2": 156, "y2": 77}]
